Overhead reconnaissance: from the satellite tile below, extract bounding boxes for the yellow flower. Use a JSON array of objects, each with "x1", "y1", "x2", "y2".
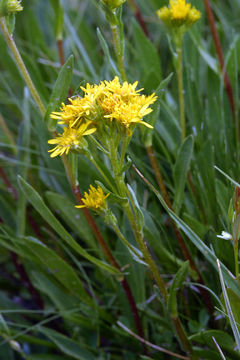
[
  {"x1": 98, "y1": 77, "x2": 157, "y2": 134},
  {"x1": 102, "y1": 92, "x2": 156, "y2": 134},
  {"x1": 156, "y1": 0, "x2": 201, "y2": 28},
  {"x1": 50, "y1": 96, "x2": 95, "y2": 128},
  {"x1": 48, "y1": 122, "x2": 96, "y2": 158},
  {"x1": 49, "y1": 77, "x2": 157, "y2": 137},
  {"x1": 76, "y1": 185, "x2": 110, "y2": 211},
  {"x1": 170, "y1": 0, "x2": 190, "y2": 20}
]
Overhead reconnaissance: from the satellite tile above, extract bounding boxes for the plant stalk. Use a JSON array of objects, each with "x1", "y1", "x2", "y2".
[
  {"x1": 110, "y1": 22, "x2": 127, "y2": 82},
  {"x1": 0, "y1": 18, "x2": 45, "y2": 116},
  {"x1": 109, "y1": 139, "x2": 197, "y2": 356},
  {"x1": 109, "y1": 137, "x2": 168, "y2": 300},
  {"x1": 176, "y1": 35, "x2": 185, "y2": 142}
]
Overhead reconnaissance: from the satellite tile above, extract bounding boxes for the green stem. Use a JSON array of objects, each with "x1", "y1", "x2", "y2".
[
  {"x1": 176, "y1": 34, "x2": 185, "y2": 142},
  {"x1": 119, "y1": 135, "x2": 130, "y2": 170},
  {"x1": 0, "y1": 18, "x2": 46, "y2": 116},
  {"x1": 109, "y1": 137, "x2": 168, "y2": 301},
  {"x1": 111, "y1": 222, "x2": 142, "y2": 260},
  {"x1": 172, "y1": 317, "x2": 197, "y2": 359},
  {"x1": 110, "y1": 21, "x2": 127, "y2": 82},
  {"x1": 89, "y1": 155, "x2": 116, "y2": 192}
]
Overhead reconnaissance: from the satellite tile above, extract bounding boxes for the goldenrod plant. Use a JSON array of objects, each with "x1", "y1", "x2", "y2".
[
  {"x1": 1, "y1": 0, "x2": 240, "y2": 359},
  {"x1": 157, "y1": 0, "x2": 201, "y2": 142}
]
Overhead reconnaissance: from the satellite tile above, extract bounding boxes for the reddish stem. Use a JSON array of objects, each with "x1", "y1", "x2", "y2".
[
  {"x1": 57, "y1": 39, "x2": 65, "y2": 67},
  {"x1": 203, "y1": 0, "x2": 235, "y2": 118},
  {"x1": 0, "y1": 167, "x2": 18, "y2": 200},
  {"x1": 128, "y1": 0, "x2": 149, "y2": 37}
]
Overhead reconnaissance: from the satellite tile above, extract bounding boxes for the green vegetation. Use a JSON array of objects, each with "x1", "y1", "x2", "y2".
[{"x1": 1, "y1": 0, "x2": 240, "y2": 359}]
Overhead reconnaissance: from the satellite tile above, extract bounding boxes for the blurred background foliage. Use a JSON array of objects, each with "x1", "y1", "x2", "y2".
[{"x1": 1, "y1": 0, "x2": 240, "y2": 359}]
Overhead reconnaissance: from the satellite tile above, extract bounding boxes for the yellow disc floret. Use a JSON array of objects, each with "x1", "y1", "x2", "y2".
[{"x1": 76, "y1": 185, "x2": 110, "y2": 211}]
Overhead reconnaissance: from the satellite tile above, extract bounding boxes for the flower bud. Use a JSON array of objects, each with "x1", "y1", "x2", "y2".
[
  {"x1": 101, "y1": 0, "x2": 125, "y2": 10},
  {"x1": 0, "y1": 0, "x2": 23, "y2": 17}
]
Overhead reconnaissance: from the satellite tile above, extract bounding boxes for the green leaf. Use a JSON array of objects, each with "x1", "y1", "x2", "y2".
[
  {"x1": 217, "y1": 259, "x2": 240, "y2": 352},
  {"x1": 17, "y1": 87, "x2": 31, "y2": 236},
  {"x1": 97, "y1": 28, "x2": 120, "y2": 77},
  {"x1": 45, "y1": 55, "x2": 74, "y2": 130},
  {"x1": 50, "y1": 0, "x2": 64, "y2": 40},
  {"x1": 173, "y1": 135, "x2": 194, "y2": 214},
  {"x1": 23, "y1": 236, "x2": 90, "y2": 303},
  {"x1": 45, "y1": 191, "x2": 96, "y2": 248},
  {"x1": 132, "y1": 19, "x2": 162, "y2": 90},
  {"x1": 190, "y1": 330, "x2": 238, "y2": 359},
  {"x1": 37, "y1": 327, "x2": 93, "y2": 360},
  {"x1": 168, "y1": 261, "x2": 189, "y2": 317},
  {"x1": 137, "y1": 174, "x2": 240, "y2": 297},
  {"x1": 17, "y1": 175, "x2": 120, "y2": 275}
]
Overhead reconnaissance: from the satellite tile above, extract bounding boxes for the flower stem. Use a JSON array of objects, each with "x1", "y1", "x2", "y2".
[
  {"x1": 0, "y1": 18, "x2": 46, "y2": 116},
  {"x1": 111, "y1": 222, "x2": 143, "y2": 260},
  {"x1": 110, "y1": 21, "x2": 127, "y2": 82},
  {"x1": 109, "y1": 137, "x2": 168, "y2": 301},
  {"x1": 176, "y1": 34, "x2": 185, "y2": 142}
]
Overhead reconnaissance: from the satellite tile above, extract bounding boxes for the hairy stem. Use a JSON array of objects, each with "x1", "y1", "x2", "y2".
[
  {"x1": 176, "y1": 35, "x2": 185, "y2": 142},
  {"x1": 0, "y1": 18, "x2": 45, "y2": 116},
  {"x1": 110, "y1": 22, "x2": 127, "y2": 82}
]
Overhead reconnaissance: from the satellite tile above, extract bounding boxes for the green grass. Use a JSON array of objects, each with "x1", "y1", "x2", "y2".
[{"x1": 1, "y1": 0, "x2": 240, "y2": 359}]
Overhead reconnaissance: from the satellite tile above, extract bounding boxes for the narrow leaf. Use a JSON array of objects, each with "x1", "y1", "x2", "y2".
[
  {"x1": 168, "y1": 261, "x2": 189, "y2": 317},
  {"x1": 45, "y1": 55, "x2": 74, "y2": 130},
  {"x1": 173, "y1": 135, "x2": 194, "y2": 214}
]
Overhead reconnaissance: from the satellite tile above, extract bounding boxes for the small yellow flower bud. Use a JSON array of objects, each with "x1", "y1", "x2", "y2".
[
  {"x1": 101, "y1": 0, "x2": 126, "y2": 10},
  {"x1": 0, "y1": 0, "x2": 23, "y2": 17}
]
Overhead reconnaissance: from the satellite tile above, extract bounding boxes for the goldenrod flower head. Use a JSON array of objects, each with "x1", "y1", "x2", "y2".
[
  {"x1": 101, "y1": 0, "x2": 126, "y2": 10},
  {"x1": 50, "y1": 96, "x2": 96, "y2": 128},
  {"x1": 0, "y1": 0, "x2": 23, "y2": 16},
  {"x1": 76, "y1": 185, "x2": 110, "y2": 211},
  {"x1": 48, "y1": 122, "x2": 96, "y2": 158},
  {"x1": 157, "y1": 0, "x2": 201, "y2": 29},
  {"x1": 96, "y1": 77, "x2": 157, "y2": 135},
  {"x1": 49, "y1": 77, "x2": 157, "y2": 138}
]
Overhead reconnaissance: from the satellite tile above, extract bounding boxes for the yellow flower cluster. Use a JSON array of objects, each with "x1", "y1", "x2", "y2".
[
  {"x1": 81, "y1": 77, "x2": 157, "y2": 135},
  {"x1": 157, "y1": 0, "x2": 201, "y2": 28},
  {"x1": 48, "y1": 77, "x2": 157, "y2": 157},
  {"x1": 0, "y1": 0, "x2": 23, "y2": 16},
  {"x1": 76, "y1": 185, "x2": 109, "y2": 211}
]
